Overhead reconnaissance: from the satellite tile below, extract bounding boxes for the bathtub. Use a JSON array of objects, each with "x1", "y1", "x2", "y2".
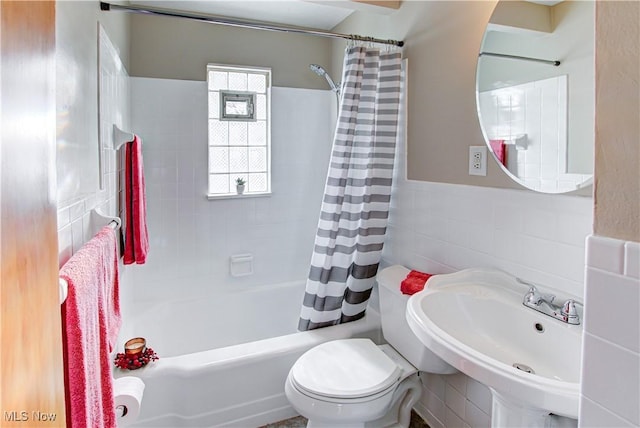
[{"x1": 119, "y1": 280, "x2": 382, "y2": 427}]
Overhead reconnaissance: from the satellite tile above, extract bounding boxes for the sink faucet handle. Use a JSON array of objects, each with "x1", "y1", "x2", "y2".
[
  {"x1": 561, "y1": 299, "x2": 583, "y2": 325},
  {"x1": 561, "y1": 299, "x2": 583, "y2": 317}
]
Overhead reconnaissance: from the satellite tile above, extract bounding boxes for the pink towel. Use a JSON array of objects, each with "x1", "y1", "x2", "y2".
[
  {"x1": 60, "y1": 226, "x2": 121, "y2": 428},
  {"x1": 124, "y1": 135, "x2": 149, "y2": 265},
  {"x1": 401, "y1": 270, "x2": 434, "y2": 295},
  {"x1": 489, "y1": 139, "x2": 506, "y2": 166}
]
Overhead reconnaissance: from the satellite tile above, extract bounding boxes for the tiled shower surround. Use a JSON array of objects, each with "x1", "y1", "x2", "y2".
[{"x1": 129, "y1": 77, "x2": 335, "y2": 304}]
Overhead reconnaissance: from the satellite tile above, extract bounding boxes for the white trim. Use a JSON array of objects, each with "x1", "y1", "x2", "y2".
[
  {"x1": 206, "y1": 192, "x2": 271, "y2": 201},
  {"x1": 207, "y1": 64, "x2": 272, "y2": 196}
]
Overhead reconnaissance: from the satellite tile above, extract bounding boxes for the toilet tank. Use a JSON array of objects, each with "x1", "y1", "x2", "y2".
[{"x1": 377, "y1": 265, "x2": 457, "y2": 374}]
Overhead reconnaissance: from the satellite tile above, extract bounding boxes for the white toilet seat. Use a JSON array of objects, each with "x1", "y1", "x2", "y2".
[
  {"x1": 290, "y1": 338, "x2": 402, "y2": 400},
  {"x1": 290, "y1": 375, "x2": 398, "y2": 404}
]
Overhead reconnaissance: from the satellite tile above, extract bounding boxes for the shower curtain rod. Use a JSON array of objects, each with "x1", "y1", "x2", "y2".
[
  {"x1": 479, "y1": 52, "x2": 561, "y2": 66},
  {"x1": 99, "y1": 2, "x2": 404, "y2": 47}
]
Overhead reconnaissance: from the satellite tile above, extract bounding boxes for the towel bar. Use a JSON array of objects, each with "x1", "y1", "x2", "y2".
[
  {"x1": 113, "y1": 124, "x2": 134, "y2": 150},
  {"x1": 92, "y1": 208, "x2": 122, "y2": 230},
  {"x1": 59, "y1": 212, "x2": 121, "y2": 304}
]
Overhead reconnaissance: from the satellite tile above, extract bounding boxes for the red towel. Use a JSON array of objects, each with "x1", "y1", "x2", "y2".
[
  {"x1": 489, "y1": 139, "x2": 506, "y2": 166},
  {"x1": 401, "y1": 270, "x2": 434, "y2": 295},
  {"x1": 124, "y1": 135, "x2": 149, "y2": 265},
  {"x1": 60, "y1": 226, "x2": 121, "y2": 428}
]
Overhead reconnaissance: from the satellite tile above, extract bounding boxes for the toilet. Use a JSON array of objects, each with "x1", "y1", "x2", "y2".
[{"x1": 285, "y1": 265, "x2": 457, "y2": 427}]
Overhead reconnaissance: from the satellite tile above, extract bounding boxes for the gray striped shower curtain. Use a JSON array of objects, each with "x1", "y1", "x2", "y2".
[{"x1": 298, "y1": 45, "x2": 403, "y2": 331}]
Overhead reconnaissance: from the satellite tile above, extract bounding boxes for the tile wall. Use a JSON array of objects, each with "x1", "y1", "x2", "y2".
[
  {"x1": 129, "y1": 77, "x2": 335, "y2": 305},
  {"x1": 579, "y1": 235, "x2": 639, "y2": 427},
  {"x1": 478, "y1": 76, "x2": 591, "y2": 194},
  {"x1": 57, "y1": 26, "x2": 132, "y2": 341},
  {"x1": 57, "y1": 26, "x2": 130, "y2": 266},
  {"x1": 382, "y1": 118, "x2": 593, "y2": 427}
]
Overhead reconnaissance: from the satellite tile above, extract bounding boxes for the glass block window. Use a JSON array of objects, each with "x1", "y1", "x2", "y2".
[{"x1": 207, "y1": 64, "x2": 271, "y2": 197}]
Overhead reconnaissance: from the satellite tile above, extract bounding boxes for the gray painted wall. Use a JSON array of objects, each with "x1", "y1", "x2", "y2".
[
  {"x1": 129, "y1": 13, "x2": 333, "y2": 89},
  {"x1": 330, "y1": 1, "x2": 521, "y2": 189}
]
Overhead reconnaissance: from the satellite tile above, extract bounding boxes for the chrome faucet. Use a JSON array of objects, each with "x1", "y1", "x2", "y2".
[{"x1": 520, "y1": 281, "x2": 582, "y2": 325}]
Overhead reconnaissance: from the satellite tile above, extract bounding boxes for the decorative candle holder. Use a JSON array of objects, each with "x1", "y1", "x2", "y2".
[
  {"x1": 124, "y1": 337, "x2": 146, "y2": 356},
  {"x1": 115, "y1": 337, "x2": 159, "y2": 370}
]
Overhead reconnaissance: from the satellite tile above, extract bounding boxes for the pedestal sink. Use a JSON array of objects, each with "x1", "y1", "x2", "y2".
[{"x1": 405, "y1": 268, "x2": 582, "y2": 427}]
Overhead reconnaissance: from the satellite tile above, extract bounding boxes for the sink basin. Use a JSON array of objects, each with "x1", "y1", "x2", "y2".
[{"x1": 406, "y1": 268, "x2": 582, "y2": 422}]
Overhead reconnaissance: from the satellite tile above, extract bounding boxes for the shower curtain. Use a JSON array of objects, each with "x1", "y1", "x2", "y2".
[{"x1": 298, "y1": 45, "x2": 403, "y2": 331}]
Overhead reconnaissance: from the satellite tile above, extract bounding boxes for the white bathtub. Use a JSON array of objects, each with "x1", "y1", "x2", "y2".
[{"x1": 119, "y1": 280, "x2": 382, "y2": 427}]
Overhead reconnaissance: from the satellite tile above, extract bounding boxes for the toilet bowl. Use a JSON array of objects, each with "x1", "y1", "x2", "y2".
[
  {"x1": 285, "y1": 265, "x2": 457, "y2": 427},
  {"x1": 284, "y1": 338, "x2": 422, "y2": 428}
]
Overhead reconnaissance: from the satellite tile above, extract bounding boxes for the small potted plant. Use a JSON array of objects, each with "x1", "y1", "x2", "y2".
[{"x1": 235, "y1": 177, "x2": 246, "y2": 195}]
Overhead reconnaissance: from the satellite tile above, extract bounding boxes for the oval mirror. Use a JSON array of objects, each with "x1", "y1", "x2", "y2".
[{"x1": 476, "y1": 0, "x2": 595, "y2": 193}]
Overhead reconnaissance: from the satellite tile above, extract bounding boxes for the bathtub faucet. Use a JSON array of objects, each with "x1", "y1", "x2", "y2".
[{"x1": 520, "y1": 282, "x2": 582, "y2": 325}]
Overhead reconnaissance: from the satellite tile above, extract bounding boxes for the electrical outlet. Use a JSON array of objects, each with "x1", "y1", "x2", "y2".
[{"x1": 469, "y1": 146, "x2": 487, "y2": 176}]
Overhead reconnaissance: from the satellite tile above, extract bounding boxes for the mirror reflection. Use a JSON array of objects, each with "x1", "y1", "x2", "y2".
[{"x1": 476, "y1": 0, "x2": 595, "y2": 193}]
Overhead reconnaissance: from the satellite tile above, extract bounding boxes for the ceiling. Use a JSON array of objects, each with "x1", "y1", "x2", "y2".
[
  {"x1": 129, "y1": 1, "x2": 359, "y2": 30},
  {"x1": 127, "y1": 1, "x2": 561, "y2": 32}
]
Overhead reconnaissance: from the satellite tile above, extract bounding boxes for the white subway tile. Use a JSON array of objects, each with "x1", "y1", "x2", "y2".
[
  {"x1": 466, "y1": 221, "x2": 495, "y2": 254},
  {"x1": 445, "y1": 406, "x2": 466, "y2": 428},
  {"x1": 493, "y1": 229, "x2": 524, "y2": 264},
  {"x1": 411, "y1": 255, "x2": 455, "y2": 276},
  {"x1": 466, "y1": 377, "x2": 492, "y2": 414},
  {"x1": 555, "y1": 212, "x2": 592, "y2": 247},
  {"x1": 71, "y1": 218, "x2": 84, "y2": 255},
  {"x1": 520, "y1": 236, "x2": 585, "y2": 283},
  {"x1": 415, "y1": 235, "x2": 447, "y2": 264},
  {"x1": 522, "y1": 208, "x2": 559, "y2": 241},
  {"x1": 68, "y1": 200, "x2": 86, "y2": 222},
  {"x1": 447, "y1": 372, "x2": 468, "y2": 395},
  {"x1": 624, "y1": 241, "x2": 640, "y2": 279},
  {"x1": 581, "y1": 333, "x2": 640, "y2": 425},
  {"x1": 586, "y1": 235, "x2": 625, "y2": 274},
  {"x1": 420, "y1": 386, "x2": 446, "y2": 424},
  {"x1": 57, "y1": 207, "x2": 70, "y2": 230},
  {"x1": 580, "y1": 396, "x2": 637, "y2": 428},
  {"x1": 420, "y1": 373, "x2": 447, "y2": 400},
  {"x1": 465, "y1": 399, "x2": 491, "y2": 428},
  {"x1": 443, "y1": 244, "x2": 496, "y2": 272},
  {"x1": 415, "y1": 401, "x2": 445, "y2": 428},
  {"x1": 446, "y1": 383, "x2": 466, "y2": 419},
  {"x1": 492, "y1": 202, "x2": 525, "y2": 233},
  {"x1": 585, "y1": 267, "x2": 640, "y2": 353},
  {"x1": 58, "y1": 224, "x2": 73, "y2": 268}
]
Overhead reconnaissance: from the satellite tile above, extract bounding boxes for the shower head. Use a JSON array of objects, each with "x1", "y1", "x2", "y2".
[
  {"x1": 309, "y1": 64, "x2": 339, "y2": 94},
  {"x1": 309, "y1": 64, "x2": 326, "y2": 76}
]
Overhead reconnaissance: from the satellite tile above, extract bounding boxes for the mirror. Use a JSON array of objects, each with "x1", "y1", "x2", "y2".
[{"x1": 476, "y1": 0, "x2": 594, "y2": 194}]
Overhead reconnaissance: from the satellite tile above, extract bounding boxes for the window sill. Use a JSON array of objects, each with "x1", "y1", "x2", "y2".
[{"x1": 206, "y1": 192, "x2": 271, "y2": 201}]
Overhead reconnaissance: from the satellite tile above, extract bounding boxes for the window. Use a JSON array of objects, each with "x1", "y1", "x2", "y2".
[
  {"x1": 207, "y1": 64, "x2": 271, "y2": 197},
  {"x1": 220, "y1": 91, "x2": 256, "y2": 121}
]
